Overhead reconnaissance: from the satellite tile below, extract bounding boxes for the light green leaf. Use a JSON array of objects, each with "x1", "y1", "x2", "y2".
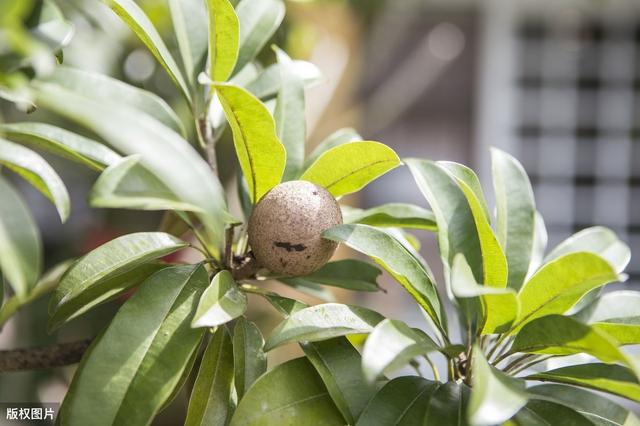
[
  {"x1": 512, "y1": 400, "x2": 595, "y2": 426},
  {"x1": 302, "y1": 338, "x2": 374, "y2": 424},
  {"x1": 0, "y1": 138, "x2": 69, "y2": 221},
  {"x1": 342, "y1": 203, "x2": 437, "y2": 231},
  {"x1": 451, "y1": 254, "x2": 518, "y2": 334},
  {"x1": 0, "y1": 122, "x2": 121, "y2": 171},
  {"x1": 423, "y1": 382, "x2": 471, "y2": 425},
  {"x1": 527, "y1": 363, "x2": 640, "y2": 403},
  {"x1": 233, "y1": 317, "x2": 267, "y2": 399},
  {"x1": 301, "y1": 142, "x2": 400, "y2": 197},
  {"x1": 206, "y1": 0, "x2": 239, "y2": 82},
  {"x1": 305, "y1": 128, "x2": 362, "y2": 168},
  {"x1": 46, "y1": 67, "x2": 186, "y2": 137},
  {"x1": 192, "y1": 270, "x2": 247, "y2": 328},
  {"x1": 514, "y1": 252, "x2": 619, "y2": 331},
  {"x1": 573, "y1": 291, "x2": 640, "y2": 345},
  {"x1": 281, "y1": 259, "x2": 382, "y2": 292},
  {"x1": 545, "y1": 227, "x2": 630, "y2": 274},
  {"x1": 168, "y1": 0, "x2": 207, "y2": 86},
  {"x1": 526, "y1": 212, "x2": 548, "y2": 279},
  {"x1": 233, "y1": 0, "x2": 285, "y2": 74},
  {"x1": 529, "y1": 384, "x2": 640, "y2": 426},
  {"x1": 0, "y1": 175, "x2": 42, "y2": 298},
  {"x1": 362, "y1": 319, "x2": 439, "y2": 383},
  {"x1": 30, "y1": 0, "x2": 74, "y2": 52},
  {"x1": 49, "y1": 232, "x2": 186, "y2": 331},
  {"x1": 230, "y1": 357, "x2": 344, "y2": 426},
  {"x1": 468, "y1": 346, "x2": 528, "y2": 426},
  {"x1": 322, "y1": 224, "x2": 445, "y2": 334},
  {"x1": 185, "y1": 327, "x2": 234, "y2": 426},
  {"x1": 356, "y1": 377, "x2": 440, "y2": 426},
  {"x1": 102, "y1": 0, "x2": 191, "y2": 103},
  {"x1": 264, "y1": 303, "x2": 384, "y2": 351},
  {"x1": 58, "y1": 264, "x2": 208, "y2": 425},
  {"x1": 213, "y1": 83, "x2": 285, "y2": 202},
  {"x1": 491, "y1": 148, "x2": 536, "y2": 291},
  {"x1": 246, "y1": 60, "x2": 323, "y2": 100},
  {"x1": 439, "y1": 161, "x2": 491, "y2": 220}
]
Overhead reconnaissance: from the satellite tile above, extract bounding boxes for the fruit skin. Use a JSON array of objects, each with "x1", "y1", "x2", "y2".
[{"x1": 248, "y1": 180, "x2": 342, "y2": 277}]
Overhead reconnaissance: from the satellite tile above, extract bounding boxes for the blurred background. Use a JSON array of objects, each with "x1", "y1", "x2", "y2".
[{"x1": 1, "y1": 0, "x2": 639, "y2": 422}]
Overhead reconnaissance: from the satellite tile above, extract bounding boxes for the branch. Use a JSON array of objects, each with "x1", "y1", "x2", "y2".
[{"x1": 0, "y1": 338, "x2": 92, "y2": 372}]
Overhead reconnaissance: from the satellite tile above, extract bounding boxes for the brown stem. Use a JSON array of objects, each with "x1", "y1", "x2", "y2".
[
  {"x1": 232, "y1": 254, "x2": 259, "y2": 280},
  {"x1": 0, "y1": 339, "x2": 92, "y2": 372}
]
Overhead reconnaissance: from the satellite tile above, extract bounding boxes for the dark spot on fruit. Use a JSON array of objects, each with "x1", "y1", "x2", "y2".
[
  {"x1": 274, "y1": 241, "x2": 307, "y2": 252},
  {"x1": 306, "y1": 255, "x2": 311, "y2": 259},
  {"x1": 313, "y1": 191, "x2": 318, "y2": 195}
]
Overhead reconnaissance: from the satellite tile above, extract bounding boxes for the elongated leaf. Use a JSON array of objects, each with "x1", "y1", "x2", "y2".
[
  {"x1": 545, "y1": 227, "x2": 630, "y2": 274},
  {"x1": 529, "y1": 384, "x2": 640, "y2": 426},
  {"x1": 233, "y1": 0, "x2": 285, "y2": 74},
  {"x1": 206, "y1": 0, "x2": 239, "y2": 82},
  {"x1": 229, "y1": 357, "x2": 344, "y2": 426},
  {"x1": 103, "y1": 0, "x2": 191, "y2": 102},
  {"x1": 0, "y1": 176, "x2": 42, "y2": 298},
  {"x1": 303, "y1": 338, "x2": 374, "y2": 424},
  {"x1": 322, "y1": 225, "x2": 446, "y2": 330},
  {"x1": 491, "y1": 148, "x2": 536, "y2": 291},
  {"x1": 514, "y1": 252, "x2": 619, "y2": 331},
  {"x1": 573, "y1": 291, "x2": 640, "y2": 345},
  {"x1": 362, "y1": 319, "x2": 439, "y2": 383},
  {"x1": 30, "y1": 0, "x2": 74, "y2": 52},
  {"x1": 357, "y1": 377, "x2": 440, "y2": 426},
  {"x1": 274, "y1": 47, "x2": 305, "y2": 181},
  {"x1": 512, "y1": 400, "x2": 595, "y2": 426},
  {"x1": 323, "y1": 224, "x2": 445, "y2": 333},
  {"x1": 0, "y1": 122, "x2": 121, "y2": 171},
  {"x1": 168, "y1": 0, "x2": 207, "y2": 86},
  {"x1": 46, "y1": 67, "x2": 186, "y2": 136},
  {"x1": 439, "y1": 161, "x2": 491, "y2": 221},
  {"x1": 247, "y1": 60, "x2": 323, "y2": 100},
  {"x1": 49, "y1": 232, "x2": 186, "y2": 331},
  {"x1": 305, "y1": 128, "x2": 362, "y2": 168},
  {"x1": 451, "y1": 254, "x2": 518, "y2": 334},
  {"x1": 213, "y1": 83, "x2": 285, "y2": 202},
  {"x1": 468, "y1": 346, "x2": 528, "y2": 426},
  {"x1": 526, "y1": 212, "x2": 548, "y2": 279},
  {"x1": 423, "y1": 382, "x2": 471, "y2": 426},
  {"x1": 343, "y1": 203, "x2": 437, "y2": 231},
  {"x1": 90, "y1": 155, "x2": 204, "y2": 212},
  {"x1": 233, "y1": 318, "x2": 267, "y2": 399},
  {"x1": 263, "y1": 293, "x2": 307, "y2": 317},
  {"x1": 185, "y1": 327, "x2": 234, "y2": 426},
  {"x1": 192, "y1": 270, "x2": 247, "y2": 328},
  {"x1": 0, "y1": 138, "x2": 69, "y2": 221},
  {"x1": 281, "y1": 259, "x2": 382, "y2": 292},
  {"x1": 264, "y1": 303, "x2": 383, "y2": 351},
  {"x1": 301, "y1": 142, "x2": 400, "y2": 197},
  {"x1": 59, "y1": 264, "x2": 208, "y2": 425},
  {"x1": 33, "y1": 82, "x2": 228, "y2": 246}
]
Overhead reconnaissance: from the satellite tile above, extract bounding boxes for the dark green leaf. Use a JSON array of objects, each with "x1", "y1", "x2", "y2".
[
  {"x1": 511, "y1": 400, "x2": 595, "y2": 426},
  {"x1": 192, "y1": 270, "x2": 247, "y2": 328},
  {"x1": 423, "y1": 382, "x2": 471, "y2": 426},
  {"x1": 233, "y1": 318, "x2": 267, "y2": 399},
  {"x1": 281, "y1": 259, "x2": 382, "y2": 292}
]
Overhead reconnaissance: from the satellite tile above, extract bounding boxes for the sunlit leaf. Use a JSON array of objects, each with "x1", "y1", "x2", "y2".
[
  {"x1": 573, "y1": 291, "x2": 640, "y2": 345},
  {"x1": 206, "y1": 0, "x2": 239, "y2": 82},
  {"x1": 246, "y1": 60, "x2": 323, "y2": 100},
  {"x1": 342, "y1": 203, "x2": 437, "y2": 231},
  {"x1": 192, "y1": 270, "x2": 247, "y2": 328}
]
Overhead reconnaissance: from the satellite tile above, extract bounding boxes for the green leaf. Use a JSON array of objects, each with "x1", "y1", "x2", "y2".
[
  {"x1": 32, "y1": 81, "x2": 228, "y2": 247},
  {"x1": 439, "y1": 161, "x2": 491, "y2": 221},
  {"x1": 468, "y1": 346, "x2": 528, "y2": 426},
  {"x1": 527, "y1": 212, "x2": 548, "y2": 278},
  {"x1": 0, "y1": 122, "x2": 121, "y2": 171},
  {"x1": 102, "y1": 0, "x2": 191, "y2": 103},
  {"x1": 451, "y1": 254, "x2": 518, "y2": 334},
  {"x1": 213, "y1": 83, "x2": 285, "y2": 202},
  {"x1": 512, "y1": 400, "x2": 595, "y2": 426},
  {"x1": 264, "y1": 303, "x2": 383, "y2": 351},
  {"x1": 514, "y1": 252, "x2": 619, "y2": 331},
  {"x1": 301, "y1": 142, "x2": 400, "y2": 197},
  {"x1": 545, "y1": 227, "x2": 630, "y2": 274},
  {"x1": 168, "y1": 0, "x2": 207, "y2": 86},
  {"x1": 323, "y1": 224, "x2": 445, "y2": 334},
  {"x1": 281, "y1": 259, "x2": 382, "y2": 292},
  {"x1": 233, "y1": 317, "x2": 267, "y2": 399},
  {"x1": 362, "y1": 319, "x2": 439, "y2": 383},
  {"x1": 343, "y1": 203, "x2": 437, "y2": 231},
  {"x1": 491, "y1": 148, "x2": 536, "y2": 291},
  {"x1": 529, "y1": 384, "x2": 640, "y2": 426},
  {"x1": 304, "y1": 128, "x2": 362, "y2": 168},
  {"x1": 572, "y1": 291, "x2": 640, "y2": 345},
  {"x1": 49, "y1": 232, "x2": 186, "y2": 331},
  {"x1": 29, "y1": 0, "x2": 74, "y2": 52},
  {"x1": 0, "y1": 138, "x2": 70, "y2": 221},
  {"x1": 246, "y1": 60, "x2": 323, "y2": 100},
  {"x1": 233, "y1": 0, "x2": 285, "y2": 74},
  {"x1": 423, "y1": 382, "x2": 471, "y2": 425},
  {"x1": 58, "y1": 264, "x2": 208, "y2": 425},
  {"x1": 46, "y1": 67, "x2": 186, "y2": 137},
  {"x1": 302, "y1": 338, "x2": 374, "y2": 424},
  {"x1": 528, "y1": 364, "x2": 640, "y2": 404},
  {"x1": 206, "y1": 0, "x2": 239, "y2": 82},
  {"x1": 0, "y1": 175, "x2": 42, "y2": 298},
  {"x1": 185, "y1": 326, "x2": 234, "y2": 426},
  {"x1": 262, "y1": 292, "x2": 307, "y2": 317},
  {"x1": 89, "y1": 155, "x2": 204, "y2": 212},
  {"x1": 356, "y1": 377, "x2": 439, "y2": 426},
  {"x1": 192, "y1": 270, "x2": 247, "y2": 328},
  {"x1": 274, "y1": 47, "x2": 306, "y2": 181}
]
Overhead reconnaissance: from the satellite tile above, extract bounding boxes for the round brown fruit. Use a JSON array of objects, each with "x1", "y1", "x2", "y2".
[{"x1": 248, "y1": 180, "x2": 342, "y2": 277}]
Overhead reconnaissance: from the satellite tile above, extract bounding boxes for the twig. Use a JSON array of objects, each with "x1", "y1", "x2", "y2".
[
  {"x1": 510, "y1": 355, "x2": 554, "y2": 376},
  {"x1": 0, "y1": 339, "x2": 92, "y2": 372}
]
